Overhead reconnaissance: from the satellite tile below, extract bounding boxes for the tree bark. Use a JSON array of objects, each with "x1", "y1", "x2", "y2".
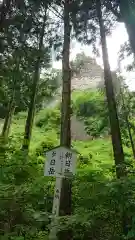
[
  {"x1": 126, "y1": 116, "x2": 135, "y2": 159},
  {"x1": 58, "y1": 0, "x2": 72, "y2": 239},
  {"x1": 1, "y1": 92, "x2": 15, "y2": 139},
  {"x1": 1, "y1": 50, "x2": 21, "y2": 140},
  {"x1": 96, "y1": 0, "x2": 126, "y2": 179},
  {"x1": 105, "y1": 0, "x2": 135, "y2": 56},
  {"x1": 0, "y1": 0, "x2": 11, "y2": 29},
  {"x1": 119, "y1": 0, "x2": 135, "y2": 56},
  {"x1": 60, "y1": 2, "x2": 71, "y2": 148},
  {"x1": 22, "y1": 11, "x2": 46, "y2": 151},
  {"x1": 120, "y1": 88, "x2": 135, "y2": 159},
  {"x1": 96, "y1": 1, "x2": 129, "y2": 236}
]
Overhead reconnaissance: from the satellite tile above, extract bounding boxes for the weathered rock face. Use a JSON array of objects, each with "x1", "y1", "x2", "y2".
[
  {"x1": 72, "y1": 75, "x2": 103, "y2": 90},
  {"x1": 70, "y1": 59, "x2": 121, "y2": 141},
  {"x1": 71, "y1": 57, "x2": 104, "y2": 90},
  {"x1": 46, "y1": 56, "x2": 119, "y2": 141},
  {"x1": 71, "y1": 57, "x2": 120, "y2": 94},
  {"x1": 71, "y1": 115, "x2": 91, "y2": 141},
  {"x1": 70, "y1": 58, "x2": 104, "y2": 141}
]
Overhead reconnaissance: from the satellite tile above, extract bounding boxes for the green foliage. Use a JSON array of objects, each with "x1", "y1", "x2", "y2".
[
  {"x1": 1, "y1": 0, "x2": 135, "y2": 238},
  {"x1": 0, "y1": 60, "x2": 59, "y2": 117},
  {"x1": 34, "y1": 90, "x2": 109, "y2": 138},
  {"x1": 0, "y1": 100, "x2": 135, "y2": 239},
  {"x1": 35, "y1": 108, "x2": 60, "y2": 132},
  {"x1": 14, "y1": 112, "x2": 28, "y2": 120},
  {"x1": 72, "y1": 90, "x2": 109, "y2": 137},
  {"x1": 70, "y1": 52, "x2": 88, "y2": 75},
  {"x1": 0, "y1": 0, "x2": 62, "y2": 119},
  {"x1": 0, "y1": 146, "x2": 52, "y2": 240},
  {"x1": 34, "y1": 130, "x2": 58, "y2": 156},
  {"x1": 69, "y1": 175, "x2": 135, "y2": 240}
]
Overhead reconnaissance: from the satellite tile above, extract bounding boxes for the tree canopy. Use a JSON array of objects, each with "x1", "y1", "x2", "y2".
[{"x1": 1, "y1": 0, "x2": 135, "y2": 239}]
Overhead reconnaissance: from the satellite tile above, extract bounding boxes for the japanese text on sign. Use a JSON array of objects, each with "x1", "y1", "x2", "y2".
[{"x1": 44, "y1": 146, "x2": 77, "y2": 177}]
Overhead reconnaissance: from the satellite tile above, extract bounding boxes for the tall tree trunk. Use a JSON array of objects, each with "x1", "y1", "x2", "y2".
[
  {"x1": 105, "y1": 0, "x2": 135, "y2": 56},
  {"x1": 58, "y1": 0, "x2": 72, "y2": 239},
  {"x1": 119, "y1": 0, "x2": 135, "y2": 56},
  {"x1": 96, "y1": 0, "x2": 125, "y2": 179},
  {"x1": 120, "y1": 88, "x2": 135, "y2": 159},
  {"x1": 126, "y1": 115, "x2": 135, "y2": 159},
  {"x1": 22, "y1": 12, "x2": 46, "y2": 151},
  {"x1": 96, "y1": 0, "x2": 129, "y2": 236},
  {"x1": 0, "y1": 0, "x2": 25, "y2": 31},
  {"x1": 129, "y1": 122, "x2": 135, "y2": 134},
  {"x1": 1, "y1": 95, "x2": 15, "y2": 139},
  {"x1": 1, "y1": 52, "x2": 21, "y2": 140},
  {"x1": 0, "y1": 0, "x2": 11, "y2": 29}
]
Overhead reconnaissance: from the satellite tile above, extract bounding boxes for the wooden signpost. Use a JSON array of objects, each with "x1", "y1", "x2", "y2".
[{"x1": 44, "y1": 146, "x2": 77, "y2": 239}]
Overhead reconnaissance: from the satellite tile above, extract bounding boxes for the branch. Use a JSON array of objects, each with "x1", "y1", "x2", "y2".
[
  {"x1": 104, "y1": 1, "x2": 122, "y2": 22},
  {"x1": 49, "y1": 6, "x2": 63, "y2": 20},
  {"x1": 52, "y1": 5, "x2": 63, "y2": 18},
  {"x1": 0, "y1": 0, "x2": 12, "y2": 28}
]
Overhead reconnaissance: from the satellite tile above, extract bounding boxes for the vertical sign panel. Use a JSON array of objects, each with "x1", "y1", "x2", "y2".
[{"x1": 60, "y1": 147, "x2": 77, "y2": 175}]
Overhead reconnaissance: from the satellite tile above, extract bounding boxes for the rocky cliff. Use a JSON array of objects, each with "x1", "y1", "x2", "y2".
[
  {"x1": 71, "y1": 57, "x2": 104, "y2": 90},
  {"x1": 46, "y1": 56, "x2": 105, "y2": 141}
]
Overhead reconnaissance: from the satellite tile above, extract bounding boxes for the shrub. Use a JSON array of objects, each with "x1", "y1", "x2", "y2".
[
  {"x1": 0, "y1": 149, "x2": 53, "y2": 240},
  {"x1": 72, "y1": 90, "x2": 109, "y2": 137},
  {"x1": 14, "y1": 111, "x2": 27, "y2": 120},
  {"x1": 35, "y1": 108, "x2": 60, "y2": 130},
  {"x1": 34, "y1": 131, "x2": 58, "y2": 156}
]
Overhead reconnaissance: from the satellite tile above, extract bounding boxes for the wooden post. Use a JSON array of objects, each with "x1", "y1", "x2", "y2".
[
  {"x1": 46, "y1": 147, "x2": 76, "y2": 240},
  {"x1": 58, "y1": 0, "x2": 72, "y2": 238},
  {"x1": 49, "y1": 176, "x2": 62, "y2": 240}
]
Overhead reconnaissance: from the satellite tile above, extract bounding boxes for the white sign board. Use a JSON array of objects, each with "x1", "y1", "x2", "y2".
[
  {"x1": 45, "y1": 146, "x2": 77, "y2": 240},
  {"x1": 44, "y1": 146, "x2": 77, "y2": 177}
]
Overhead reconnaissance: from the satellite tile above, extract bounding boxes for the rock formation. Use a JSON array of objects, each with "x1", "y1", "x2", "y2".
[{"x1": 47, "y1": 54, "x2": 120, "y2": 141}]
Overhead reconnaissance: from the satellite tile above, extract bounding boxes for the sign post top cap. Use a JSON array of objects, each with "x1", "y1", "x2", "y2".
[{"x1": 45, "y1": 145, "x2": 78, "y2": 154}]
